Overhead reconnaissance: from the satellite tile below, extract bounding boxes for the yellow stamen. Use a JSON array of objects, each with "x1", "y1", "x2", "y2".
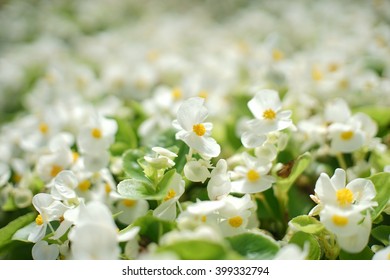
[
  {"x1": 105, "y1": 183, "x2": 112, "y2": 194},
  {"x1": 172, "y1": 88, "x2": 182, "y2": 100},
  {"x1": 272, "y1": 49, "x2": 284, "y2": 61},
  {"x1": 91, "y1": 128, "x2": 102, "y2": 139},
  {"x1": 332, "y1": 215, "x2": 348, "y2": 227},
  {"x1": 193, "y1": 123, "x2": 206, "y2": 136},
  {"x1": 122, "y1": 199, "x2": 136, "y2": 207},
  {"x1": 201, "y1": 215, "x2": 207, "y2": 223},
  {"x1": 312, "y1": 68, "x2": 323, "y2": 81},
  {"x1": 59, "y1": 216, "x2": 64, "y2": 223},
  {"x1": 50, "y1": 165, "x2": 63, "y2": 177},
  {"x1": 339, "y1": 79, "x2": 349, "y2": 89},
  {"x1": 198, "y1": 90, "x2": 208, "y2": 99},
  {"x1": 39, "y1": 123, "x2": 49, "y2": 134},
  {"x1": 78, "y1": 180, "x2": 91, "y2": 192},
  {"x1": 328, "y1": 63, "x2": 340, "y2": 72},
  {"x1": 12, "y1": 173, "x2": 22, "y2": 183},
  {"x1": 340, "y1": 130, "x2": 354, "y2": 141},
  {"x1": 164, "y1": 189, "x2": 176, "y2": 201},
  {"x1": 336, "y1": 188, "x2": 354, "y2": 207},
  {"x1": 35, "y1": 214, "x2": 44, "y2": 226},
  {"x1": 72, "y1": 152, "x2": 79, "y2": 163},
  {"x1": 228, "y1": 216, "x2": 243, "y2": 228},
  {"x1": 247, "y1": 169, "x2": 260, "y2": 183},
  {"x1": 262, "y1": 109, "x2": 276, "y2": 120}
]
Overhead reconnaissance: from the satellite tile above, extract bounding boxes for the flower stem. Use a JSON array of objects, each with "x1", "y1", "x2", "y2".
[{"x1": 336, "y1": 153, "x2": 347, "y2": 170}]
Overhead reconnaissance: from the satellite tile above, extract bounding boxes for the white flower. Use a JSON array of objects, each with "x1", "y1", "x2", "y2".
[
  {"x1": 77, "y1": 113, "x2": 118, "y2": 155},
  {"x1": 184, "y1": 158, "x2": 211, "y2": 183},
  {"x1": 372, "y1": 242, "x2": 390, "y2": 260},
  {"x1": 241, "y1": 89, "x2": 293, "y2": 148},
  {"x1": 207, "y1": 159, "x2": 231, "y2": 200},
  {"x1": 144, "y1": 147, "x2": 177, "y2": 170},
  {"x1": 115, "y1": 199, "x2": 149, "y2": 225},
  {"x1": 273, "y1": 243, "x2": 309, "y2": 260},
  {"x1": 28, "y1": 193, "x2": 69, "y2": 242},
  {"x1": 172, "y1": 97, "x2": 220, "y2": 158},
  {"x1": 51, "y1": 170, "x2": 78, "y2": 201},
  {"x1": 68, "y1": 201, "x2": 139, "y2": 259},
  {"x1": 32, "y1": 240, "x2": 59, "y2": 260},
  {"x1": 320, "y1": 206, "x2": 372, "y2": 253},
  {"x1": 35, "y1": 147, "x2": 73, "y2": 182},
  {"x1": 310, "y1": 168, "x2": 377, "y2": 215},
  {"x1": 231, "y1": 153, "x2": 275, "y2": 194},
  {"x1": 153, "y1": 172, "x2": 185, "y2": 221}
]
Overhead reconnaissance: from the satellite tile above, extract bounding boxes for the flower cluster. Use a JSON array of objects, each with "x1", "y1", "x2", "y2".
[{"x1": 0, "y1": 0, "x2": 389, "y2": 260}]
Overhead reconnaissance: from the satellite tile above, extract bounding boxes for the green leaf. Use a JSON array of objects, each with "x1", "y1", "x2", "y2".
[
  {"x1": 289, "y1": 231, "x2": 321, "y2": 260},
  {"x1": 369, "y1": 150, "x2": 390, "y2": 173},
  {"x1": 117, "y1": 169, "x2": 177, "y2": 200},
  {"x1": 132, "y1": 211, "x2": 175, "y2": 243},
  {"x1": 371, "y1": 225, "x2": 390, "y2": 246},
  {"x1": 113, "y1": 117, "x2": 138, "y2": 151},
  {"x1": 0, "y1": 212, "x2": 36, "y2": 250},
  {"x1": 0, "y1": 240, "x2": 34, "y2": 260},
  {"x1": 289, "y1": 215, "x2": 325, "y2": 234},
  {"x1": 354, "y1": 106, "x2": 390, "y2": 130},
  {"x1": 226, "y1": 232, "x2": 280, "y2": 260},
  {"x1": 158, "y1": 240, "x2": 228, "y2": 260},
  {"x1": 339, "y1": 247, "x2": 374, "y2": 260},
  {"x1": 276, "y1": 152, "x2": 311, "y2": 192},
  {"x1": 369, "y1": 172, "x2": 390, "y2": 220},
  {"x1": 122, "y1": 149, "x2": 149, "y2": 182},
  {"x1": 173, "y1": 141, "x2": 189, "y2": 173}
]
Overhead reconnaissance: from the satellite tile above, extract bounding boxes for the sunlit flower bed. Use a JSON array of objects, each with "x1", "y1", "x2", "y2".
[{"x1": 0, "y1": 0, "x2": 390, "y2": 260}]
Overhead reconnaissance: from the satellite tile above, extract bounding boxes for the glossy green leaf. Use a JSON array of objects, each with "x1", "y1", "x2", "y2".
[
  {"x1": 158, "y1": 240, "x2": 228, "y2": 260},
  {"x1": 226, "y1": 232, "x2": 280, "y2": 260},
  {"x1": 289, "y1": 215, "x2": 325, "y2": 234},
  {"x1": 371, "y1": 225, "x2": 390, "y2": 246},
  {"x1": 289, "y1": 231, "x2": 321, "y2": 260},
  {"x1": 132, "y1": 211, "x2": 176, "y2": 243},
  {"x1": 173, "y1": 141, "x2": 189, "y2": 173},
  {"x1": 0, "y1": 212, "x2": 36, "y2": 250},
  {"x1": 122, "y1": 149, "x2": 149, "y2": 182},
  {"x1": 369, "y1": 172, "x2": 390, "y2": 220},
  {"x1": 339, "y1": 246, "x2": 374, "y2": 260},
  {"x1": 369, "y1": 150, "x2": 390, "y2": 173}
]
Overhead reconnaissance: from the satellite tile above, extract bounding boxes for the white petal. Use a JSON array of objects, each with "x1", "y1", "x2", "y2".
[
  {"x1": 184, "y1": 133, "x2": 220, "y2": 158},
  {"x1": 330, "y1": 168, "x2": 346, "y2": 190},
  {"x1": 248, "y1": 89, "x2": 281, "y2": 119},
  {"x1": 32, "y1": 241, "x2": 59, "y2": 260},
  {"x1": 347, "y1": 178, "x2": 376, "y2": 204},
  {"x1": 176, "y1": 97, "x2": 207, "y2": 131},
  {"x1": 241, "y1": 131, "x2": 267, "y2": 148}
]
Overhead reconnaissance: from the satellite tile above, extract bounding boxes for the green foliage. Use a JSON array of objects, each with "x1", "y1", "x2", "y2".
[
  {"x1": 289, "y1": 215, "x2": 325, "y2": 235},
  {"x1": 371, "y1": 225, "x2": 390, "y2": 246},
  {"x1": 117, "y1": 169, "x2": 176, "y2": 200},
  {"x1": 0, "y1": 212, "x2": 36, "y2": 251},
  {"x1": 132, "y1": 212, "x2": 176, "y2": 243},
  {"x1": 226, "y1": 232, "x2": 280, "y2": 260},
  {"x1": 289, "y1": 231, "x2": 321, "y2": 260},
  {"x1": 369, "y1": 172, "x2": 390, "y2": 220},
  {"x1": 339, "y1": 247, "x2": 374, "y2": 260},
  {"x1": 158, "y1": 240, "x2": 230, "y2": 260}
]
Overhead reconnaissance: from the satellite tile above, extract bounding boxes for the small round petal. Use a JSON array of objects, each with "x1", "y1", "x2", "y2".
[
  {"x1": 184, "y1": 160, "x2": 211, "y2": 183},
  {"x1": 176, "y1": 97, "x2": 208, "y2": 131},
  {"x1": 248, "y1": 89, "x2": 281, "y2": 119},
  {"x1": 32, "y1": 241, "x2": 59, "y2": 260}
]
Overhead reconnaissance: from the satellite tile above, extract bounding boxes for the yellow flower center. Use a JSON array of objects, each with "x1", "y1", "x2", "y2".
[
  {"x1": 35, "y1": 214, "x2": 44, "y2": 226},
  {"x1": 228, "y1": 216, "x2": 243, "y2": 228},
  {"x1": 272, "y1": 49, "x2": 284, "y2": 61},
  {"x1": 122, "y1": 199, "x2": 136, "y2": 207},
  {"x1": 198, "y1": 90, "x2": 208, "y2": 99},
  {"x1": 336, "y1": 188, "x2": 354, "y2": 207},
  {"x1": 247, "y1": 169, "x2": 260, "y2": 182},
  {"x1": 328, "y1": 63, "x2": 340, "y2": 72},
  {"x1": 171, "y1": 87, "x2": 182, "y2": 100},
  {"x1": 340, "y1": 130, "x2": 354, "y2": 141},
  {"x1": 262, "y1": 109, "x2": 276, "y2": 120},
  {"x1": 105, "y1": 183, "x2": 111, "y2": 194},
  {"x1": 312, "y1": 68, "x2": 323, "y2": 81},
  {"x1": 164, "y1": 189, "x2": 176, "y2": 201},
  {"x1": 72, "y1": 152, "x2": 79, "y2": 163},
  {"x1": 201, "y1": 215, "x2": 207, "y2": 223},
  {"x1": 193, "y1": 123, "x2": 206, "y2": 136},
  {"x1": 91, "y1": 128, "x2": 102, "y2": 139},
  {"x1": 332, "y1": 215, "x2": 348, "y2": 227},
  {"x1": 39, "y1": 123, "x2": 49, "y2": 134},
  {"x1": 12, "y1": 173, "x2": 22, "y2": 183},
  {"x1": 50, "y1": 165, "x2": 63, "y2": 177},
  {"x1": 78, "y1": 180, "x2": 91, "y2": 192}
]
